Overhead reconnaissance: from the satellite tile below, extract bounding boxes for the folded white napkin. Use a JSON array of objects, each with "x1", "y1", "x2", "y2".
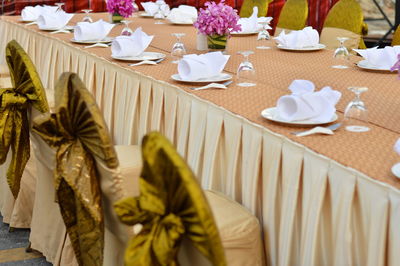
[
  {"x1": 234, "y1": 7, "x2": 272, "y2": 33},
  {"x1": 178, "y1": 52, "x2": 230, "y2": 81},
  {"x1": 21, "y1": 5, "x2": 58, "y2": 21},
  {"x1": 167, "y1": 5, "x2": 197, "y2": 24},
  {"x1": 37, "y1": 11, "x2": 74, "y2": 30},
  {"x1": 111, "y1": 27, "x2": 154, "y2": 57},
  {"x1": 142, "y1": 2, "x2": 159, "y2": 16},
  {"x1": 354, "y1": 46, "x2": 400, "y2": 69},
  {"x1": 274, "y1": 27, "x2": 320, "y2": 48},
  {"x1": 276, "y1": 80, "x2": 341, "y2": 122},
  {"x1": 74, "y1": 20, "x2": 114, "y2": 41},
  {"x1": 394, "y1": 138, "x2": 400, "y2": 155}
]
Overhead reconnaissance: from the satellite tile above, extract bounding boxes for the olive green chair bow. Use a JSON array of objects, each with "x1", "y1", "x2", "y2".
[
  {"x1": 0, "y1": 40, "x2": 49, "y2": 198},
  {"x1": 33, "y1": 72, "x2": 119, "y2": 266},
  {"x1": 275, "y1": 0, "x2": 308, "y2": 33},
  {"x1": 392, "y1": 25, "x2": 400, "y2": 46},
  {"x1": 239, "y1": 0, "x2": 271, "y2": 18},
  {"x1": 322, "y1": 0, "x2": 368, "y2": 49},
  {"x1": 114, "y1": 132, "x2": 227, "y2": 266}
]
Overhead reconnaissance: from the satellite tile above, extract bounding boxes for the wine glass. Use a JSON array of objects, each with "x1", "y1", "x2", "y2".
[
  {"x1": 332, "y1": 37, "x2": 350, "y2": 69},
  {"x1": 237, "y1": 51, "x2": 257, "y2": 87},
  {"x1": 154, "y1": 0, "x2": 165, "y2": 24},
  {"x1": 82, "y1": 9, "x2": 93, "y2": 23},
  {"x1": 55, "y1": 2, "x2": 65, "y2": 12},
  {"x1": 344, "y1": 86, "x2": 370, "y2": 132},
  {"x1": 256, "y1": 20, "x2": 271, "y2": 50},
  {"x1": 171, "y1": 33, "x2": 186, "y2": 64},
  {"x1": 121, "y1": 20, "x2": 133, "y2": 36}
]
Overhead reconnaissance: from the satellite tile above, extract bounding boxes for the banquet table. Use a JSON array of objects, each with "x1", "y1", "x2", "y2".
[{"x1": 1, "y1": 13, "x2": 400, "y2": 266}]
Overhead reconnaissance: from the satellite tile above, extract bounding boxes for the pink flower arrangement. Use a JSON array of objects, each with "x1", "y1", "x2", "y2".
[
  {"x1": 106, "y1": 0, "x2": 137, "y2": 18},
  {"x1": 194, "y1": 0, "x2": 241, "y2": 36},
  {"x1": 391, "y1": 53, "x2": 400, "y2": 79}
]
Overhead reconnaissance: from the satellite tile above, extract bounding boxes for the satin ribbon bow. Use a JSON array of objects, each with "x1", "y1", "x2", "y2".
[{"x1": 0, "y1": 40, "x2": 48, "y2": 198}]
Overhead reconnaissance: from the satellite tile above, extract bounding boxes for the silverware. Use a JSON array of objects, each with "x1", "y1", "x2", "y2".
[
  {"x1": 190, "y1": 80, "x2": 233, "y2": 91},
  {"x1": 26, "y1": 21, "x2": 38, "y2": 26},
  {"x1": 84, "y1": 43, "x2": 111, "y2": 49},
  {"x1": 128, "y1": 58, "x2": 165, "y2": 66},
  {"x1": 291, "y1": 122, "x2": 342, "y2": 137},
  {"x1": 50, "y1": 29, "x2": 72, "y2": 34}
]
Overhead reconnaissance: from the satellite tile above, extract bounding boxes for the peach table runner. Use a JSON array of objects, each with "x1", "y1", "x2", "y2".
[{"x1": 1, "y1": 13, "x2": 400, "y2": 190}]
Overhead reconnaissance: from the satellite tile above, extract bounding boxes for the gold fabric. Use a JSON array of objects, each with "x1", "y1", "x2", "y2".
[
  {"x1": 33, "y1": 72, "x2": 119, "y2": 266},
  {"x1": 0, "y1": 40, "x2": 48, "y2": 198},
  {"x1": 392, "y1": 25, "x2": 400, "y2": 46},
  {"x1": 322, "y1": 0, "x2": 367, "y2": 48},
  {"x1": 114, "y1": 132, "x2": 226, "y2": 266},
  {"x1": 239, "y1": 0, "x2": 271, "y2": 17},
  {"x1": 276, "y1": 0, "x2": 308, "y2": 31}
]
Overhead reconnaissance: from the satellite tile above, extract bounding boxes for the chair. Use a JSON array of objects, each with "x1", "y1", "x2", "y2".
[
  {"x1": 114, "y1": 132, "x2": 263, "y2": 266},
  {"x1": 0, "y1": 40, "x2": 49, "y2": 229},
  {"x1": 31, "y1": 72, "x2": 142, "y2": 266},
  {"x1": 392, "y1": 25, "x2": 400, "y2": 46},
  {"x1": 320, "y1": 0, "x2": 368, "y2": 50},
  {"x1": 274, "y1": 0, "x2": 308, "y2": 36},
  {"x1": 239, "y1": 0, "x2": 271, "y2": 18}
]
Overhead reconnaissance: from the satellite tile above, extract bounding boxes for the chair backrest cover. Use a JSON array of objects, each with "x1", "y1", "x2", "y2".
[
  {"x1": 33, "y1": 72, "x2": 119, "y2": 266},
  {"x1": 275, "y1": 0, "x2": 308, "y2": 32},
  {"x1": 392, "y1": 25, "x2": 400, "y2": 46},
  {"x1": 0, "y1": 40, "x2": 48, "y2": 198},
  {"x1": 114, "y1": 132, "x2": 227, "y2": 266},
  {"x1": 239, "y1": 0, "x2": 271, "y2": 18}
]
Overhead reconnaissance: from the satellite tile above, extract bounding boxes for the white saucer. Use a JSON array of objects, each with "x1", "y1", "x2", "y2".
[
  {"x1": 70, "y1": 37, "x2": 114, "y2": 44},
  {"x1": 231, "y1": 31, "x2": 259, "y2": 36},
  {"x1": 171, "y1": 73, "x2": 232, "y2": 83},
  {"x1": 277, "y1": 43, "x2": 326, "y2": 51},
  {"x1": 112, "y1": 52, "x2": 166, "y2": 62},
  {"x1": 357, "y1": 60, "x2": 394, "y2": 73},
  {"x1": 19, "y1": 19, "x2": 35, "y2": 23},
  {"x1": 261, "y1": 107, "x2": 338, "y2": 126},
  {"x1": 40, "y1": 25, "x2": 74, "y2": 31},
  {"x1": 392, "y1": 163, "x2": 400, "y2": 178}
]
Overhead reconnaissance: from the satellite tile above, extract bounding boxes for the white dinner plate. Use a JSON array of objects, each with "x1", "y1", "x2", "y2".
[
  {"x1": 392, "y1": 163, "x2": 400, "y2": 179},
  {"x1": 231, "y1": 31, "x2": 259, "y2": 36},
  {"x1": 171, "y1": 73, "x2": 232, "y2": 83},
  {"x1": 356, "y1": 60, "x2": 394, "y2": 73},
  {"x1": 112, "y1": 52, "x2": 166, "y2": 62},
  {"x1": 70, "y1": 37, "x2": 114, "y2": 44},
  {"x1": 261, "y1": 107, "x2": 338, "y2": 126},
  {"x1": 19, "y1": 18, "x2": 35, "y2": 23},
  {"x1": 40, "y1": 25, "x2": 74, "y2": 31},
  {"x1": 168, "y1": 20, "x2": 193, "y2": 25},
  {"x1": 140, "y1": 13, "x2": 153, "y2": 18},
  {"x1": 276, "y1": 43, "x2": 326, "y2": 51}
]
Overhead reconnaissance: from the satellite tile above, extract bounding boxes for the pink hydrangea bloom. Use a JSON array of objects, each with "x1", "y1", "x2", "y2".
[
  {"x1": 194, "y1": 0, "x2": 241, "y2": 36},
  {"x1": 107, "y1": 0, "x2": 137, "y2": 18},
  {"x1": 391, "y1": 53, "x2": 400, "y2": 79}
]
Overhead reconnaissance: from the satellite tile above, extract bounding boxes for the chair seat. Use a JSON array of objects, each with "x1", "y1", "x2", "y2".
[{"x1": 205, "y1": 190, "x2": 263, "y2": 266}]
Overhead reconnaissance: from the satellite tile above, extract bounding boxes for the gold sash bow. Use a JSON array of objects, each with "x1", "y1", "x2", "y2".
[
  {"x1": 33, "y1": 72, "x2": 118, "y2": 266},
  {"x1": 114, "y1": 132, "x2": 226, "y2": 266},
  {"x1": 0, "y1": 40, "x2": 48, "y2": 198}
]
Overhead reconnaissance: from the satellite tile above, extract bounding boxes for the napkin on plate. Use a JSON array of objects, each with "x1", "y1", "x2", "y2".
[
  {"x1": 74, "y1": 19, "x2": 114, "y2": 41},
  {"x1": 274, "y1": 27, "x2": 320, "y2": 48},
  {"x1": 142, "y1": 2, "x2": 159, "y2": 16},
  {"x1": 394, "y1": 138, "x2": 400, "y2": 155},
  {"x1": 111, "y1": 27, "x2": 154, "y2": 57},
  {"x1": 21, "y1": 5, "x2": 58, "y2": 21},
  {"x1": 276, "y1": 79, "x2": 341, "y2": 122},
  {"x1": 177, "y1": 52, "x2": 230, "y2": 81},
  {"x1": 37, "y1": 11, "x2": 74, "y2": 30},
  {"x1": 167, "y1": 5, "x2": 197, "y2": 24},
  {"x1": 354, "y1": 46, "x2": 400, "y2": 70},
  {"x1": 234, "y1": 7, "x2": 272, "y2": 33}
]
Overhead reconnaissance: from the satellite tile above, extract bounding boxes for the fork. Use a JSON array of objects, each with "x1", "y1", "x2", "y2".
[
  {"x1": 26, "y1": 21, "x2": 38, "y2": 26},
  {"x1": 84, "y1": 43, "x2": 111, "y2": 49},
  {"x1": 291, "y1": 123, "x2": 342, "y2": 137},
  {"x1": 190, "y1": 80, "x2": 233, "y2": 91},
  {"x1": 128, "y1": 58, "x2": 165, "y2": 66},
  {"x1": 50, "y1": 28, "x2": 72, "y2": 34}
]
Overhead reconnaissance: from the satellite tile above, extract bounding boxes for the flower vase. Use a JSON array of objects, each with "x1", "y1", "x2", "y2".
[
  {"x1": 207, "y1": 34, "x2": 228, "y2": 52},
  {"x1": 111, "y1": 13, "x2": 124, "y2": 23}
]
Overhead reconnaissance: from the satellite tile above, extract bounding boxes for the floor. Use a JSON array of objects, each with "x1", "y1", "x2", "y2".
[{"x1": 0, "y1": 215, "x2": 51, "y2": 265}]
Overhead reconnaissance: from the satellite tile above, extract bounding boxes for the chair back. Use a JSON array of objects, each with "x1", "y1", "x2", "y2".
[
  {"x1": 0, "y1": 40, "x2": 48, "y2": 198},
  {"x1": 275, "y1": 0, "x2": 308, "y2": 35},
  {"x1": 114, "y1": 132, "x2": 227, "y2": 266},
  {"x1": 320, "y1": 0, "x2": 367, "y2": 49},
  {"x1": 392, "y1": 25, "x2": 400, "y2": 46},
  {"x1": 239, "y1": 0, "x2": 271, "y2": 18}
]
